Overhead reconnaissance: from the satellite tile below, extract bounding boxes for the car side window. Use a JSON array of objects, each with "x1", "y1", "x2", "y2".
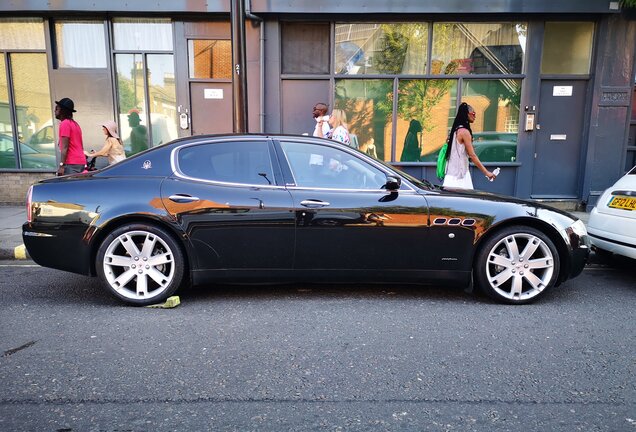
[
  {"x1": 178, "y1": 140, "x2": 274, "y2": 185},
  {"x1": 280, "y1": 141, "x2": 386, "y2": 189}
]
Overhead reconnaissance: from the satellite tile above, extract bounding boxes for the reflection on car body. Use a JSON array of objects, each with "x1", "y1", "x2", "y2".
[{"x1": 23, "y1": 134, "x2": 590, "y2": 306}]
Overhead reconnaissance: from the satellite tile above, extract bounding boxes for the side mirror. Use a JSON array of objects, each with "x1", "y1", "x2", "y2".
[{"x1": 383, "y1": 175, "x2": 401, "y2": 191}]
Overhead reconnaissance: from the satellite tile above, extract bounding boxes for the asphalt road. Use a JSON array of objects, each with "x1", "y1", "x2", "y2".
[{"x1": 0, "y1": 259, "x2": 634, "y2": 431}]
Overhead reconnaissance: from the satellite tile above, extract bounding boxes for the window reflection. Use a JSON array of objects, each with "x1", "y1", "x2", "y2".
[
  {"x1": 55, "y1": 21, "x2": 107, "y2": 68},
  {"x1": 116, "y1": 54, "x2": 148, "y2": 155},
  {"x1": 397, "y1": 79, "x2": 457, "y2": 162},
  {"x1": 188, "y1": 40, "x2": 231, "y2": 79},
  {"x1": 335, "y1": 79, "x2": 393, "y2": 161},
  {"x1": 147, "y1": 55, "x2": 177, "y2": 146},
  {"x1": 463, "y1": 79, "x2": 521, "y2": 163},
  {"x1": 432, "y1": 23, "x2": 526, "y2": 75},
  {"x1": 12, "y1": 53, "x2": 55, "y2": 169},
  {"x1": 0, "y1": 18, "x2": 45, "y2": 50},
  {"x1": 280, "y1": 140, "x2": 386, "y2": 189},
  {"x1": 335, "y1": 23, "x2": 428, "y2": 75},
  {"x1": 541, "y1": 22, "x2": 593, "y2": 75},
  {"x1": 113, "y1": 18, "x2": 173, "y2": 51}
]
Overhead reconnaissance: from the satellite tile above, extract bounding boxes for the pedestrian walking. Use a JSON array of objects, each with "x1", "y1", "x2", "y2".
[
  {"x1": 312, "y1": 102, "x2": 330, "y2": 137},
  {"x1": 55, "y1": 97, "x2": 86, "y2": 176},
  {"x1": 442, "y1": 102, "x2": 496, "y2": 188},
  {"x1": 318, "y1": 108, "x2": 351, "y2": 146},
  {"x1": 86, "y1": 120, "x2": 126, "y2": 165}
]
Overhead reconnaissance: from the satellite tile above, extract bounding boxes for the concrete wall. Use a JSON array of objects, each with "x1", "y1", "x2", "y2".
[{"x1": 0, "y1": 172, "x2": 51, "y2": 204}]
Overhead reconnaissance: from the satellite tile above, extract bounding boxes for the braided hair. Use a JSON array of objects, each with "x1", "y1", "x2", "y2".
[{"x1": 445, "y1": 102, "x2": 473, "y2": 161}]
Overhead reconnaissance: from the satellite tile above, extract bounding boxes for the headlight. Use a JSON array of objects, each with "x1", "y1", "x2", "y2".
[{"x1": 569, "y1": 219, "x2": 588, "y2": 237}]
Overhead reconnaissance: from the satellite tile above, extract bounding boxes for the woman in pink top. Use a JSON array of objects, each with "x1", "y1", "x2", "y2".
[{"x1": 55, "y1": 98, "x2": 86, "y2": 176}]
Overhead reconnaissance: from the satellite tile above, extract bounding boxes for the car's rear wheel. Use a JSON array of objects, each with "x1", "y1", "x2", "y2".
[
  {"x1": 474, "y1": 225, "x2": 560, "y2": 304},
  {"x1": 96, "y1": 224, "x2": 184, "y2": 306}
]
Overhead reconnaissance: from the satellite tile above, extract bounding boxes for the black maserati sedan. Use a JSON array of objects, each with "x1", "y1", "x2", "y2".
[{"x1": 23, "y1": 134, "x2": 590, "y2": 306}]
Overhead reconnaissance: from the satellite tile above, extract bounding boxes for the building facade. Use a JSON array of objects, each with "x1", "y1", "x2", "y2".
[{"x1": 1, "y1": 0, "x2": 635, "y2": 208}]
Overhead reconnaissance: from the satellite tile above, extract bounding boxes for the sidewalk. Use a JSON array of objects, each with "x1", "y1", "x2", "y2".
[
  {"x1": 0, "y1": 204, "x2": 590, "y2": 261},
  {"x1": 0, "y1": 205, "x2": 28, "y2": 260}
]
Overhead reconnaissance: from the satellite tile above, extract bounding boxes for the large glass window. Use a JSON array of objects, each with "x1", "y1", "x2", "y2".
[
  {"x1": 147, "y1": 55, "x2": 177, "y2": 146},
  {"x1": 396, "y1": 79, "x2": 457, "y2": 162},
  {"x1": 541, "y1": 22, "x2": 593, "y2": 75},
  {"x1": 12, "y1": 54, "x2": 55, "y2": 164},
  {"x1": 335, "y1": 23, "x2": 428, "y2": 75},
  {"x1": 334, "y1": 79, "x2": 393, "y2": 161},
  {"x1": 113, "y1": 18, "x2": 173, "y2": 51},
  {"x1": 54, "y1": 21, "x2": 107, "y2": 68},
  {"x1": 113, "y1": 19, "x2": 176, "y2": 155},
  {"x1": 462, "y1": 79, "x2": 521, "y2": 163},
  {"x1": 116, "y1": 54, "x2": 148, "y2": 155},
  {"x1": 0, "y1": 19, "x2": 53, "y2": 170},
  {"x1": 281, "y1": 22, "x2": 330, "y2": 74},
  {"x1": 188, "y1": 40, "x2": 231, "y2": 79},
  {"x1": 432, "y1": 23, "x2": 526, "y2": 75},
  {"x1": 0, "y1": 18, "x2": 45, "y2": 50}
]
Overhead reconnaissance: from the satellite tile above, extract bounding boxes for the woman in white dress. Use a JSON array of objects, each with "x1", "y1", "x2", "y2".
[{"x1": 443, "y1": 102, "x2": 496, "y2": 188}]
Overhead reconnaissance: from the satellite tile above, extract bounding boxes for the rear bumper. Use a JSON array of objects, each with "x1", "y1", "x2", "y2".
[
  {"x1": 23, "y1": 222, "x2": 92, "y2": 275},
  {"x1": 588, "y1": 208, "x2": 636, "y2": 259}
]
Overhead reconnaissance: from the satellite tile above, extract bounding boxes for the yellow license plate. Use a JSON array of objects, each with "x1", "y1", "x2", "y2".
[{"x1": 608, "y1": 195, "x2": 636, "y2": 210}]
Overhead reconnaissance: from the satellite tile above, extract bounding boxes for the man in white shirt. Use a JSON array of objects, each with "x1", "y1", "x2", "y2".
[{"x1": 312, "y1": 102, "x2": 330, "y2": 137}]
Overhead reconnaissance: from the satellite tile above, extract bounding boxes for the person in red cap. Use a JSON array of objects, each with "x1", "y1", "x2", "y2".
[{"x1": 55, "y1": 97, "x2": 86, "y2": 176}]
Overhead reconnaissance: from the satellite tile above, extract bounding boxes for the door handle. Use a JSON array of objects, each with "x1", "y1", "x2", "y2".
[
  {"x1": 169, "y1": 194, "x2": 200, "y2": 203},
  {"x1": 300, "y1": 199, "x2": 330, "y2": 208}
]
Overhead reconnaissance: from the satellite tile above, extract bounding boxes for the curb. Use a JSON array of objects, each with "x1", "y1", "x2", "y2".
[{"x1": 0, "y1": 244, "x2": 29, "y2": 260}]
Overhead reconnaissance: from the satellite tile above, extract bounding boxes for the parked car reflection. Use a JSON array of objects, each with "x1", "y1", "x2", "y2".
[{"x1": 0, "y1": 133, "x2": 56, "y2": 169}]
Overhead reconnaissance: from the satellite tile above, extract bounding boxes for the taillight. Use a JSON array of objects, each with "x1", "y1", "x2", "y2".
[{"x1": 26, "y1": 185, "x2": 33, "y2": 223}]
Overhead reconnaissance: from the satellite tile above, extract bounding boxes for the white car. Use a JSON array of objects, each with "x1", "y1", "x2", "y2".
[{"x1": 588, "y1": 165, "x2": 636, "y2": 259}]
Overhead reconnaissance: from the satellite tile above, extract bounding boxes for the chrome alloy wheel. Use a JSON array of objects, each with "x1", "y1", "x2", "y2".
[
  {"x1": 102, "y1": 230, "x2": 176, "y2": 301},
  {"x1": 486, "y1": 233, "x2": 555, "y2": 302}
]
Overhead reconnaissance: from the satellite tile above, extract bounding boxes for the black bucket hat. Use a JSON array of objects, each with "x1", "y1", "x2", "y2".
[{"x1": 55, "y1": 97, "x2": 76, "y2": 113}]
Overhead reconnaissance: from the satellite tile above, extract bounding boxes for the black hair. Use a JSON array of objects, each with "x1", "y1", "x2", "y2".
[
  {"x1": 58, "y1": 106, "x2": 74, "y2": 120},
  {"x1": 445, "y1": 102, "x2": 473, "y2": 161}
]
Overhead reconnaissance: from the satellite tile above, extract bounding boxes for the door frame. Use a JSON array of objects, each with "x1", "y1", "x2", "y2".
[{"x1": 530, "y1": 77, "x2": 592, "y2": 199}]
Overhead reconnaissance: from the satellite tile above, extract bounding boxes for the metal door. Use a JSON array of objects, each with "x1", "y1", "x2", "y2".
[
  {"x1": 189, "y1": 82, "x2": 233, "y2": 135},
  {"x1": 174, "y1": 22, "x2": 234, "y2": 136},
  {"x1": 531, "y1": 80, "x2": 587, "y2": 198}
]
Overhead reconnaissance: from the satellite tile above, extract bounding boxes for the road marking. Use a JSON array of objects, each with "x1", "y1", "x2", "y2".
[{"x1": 0, "y1": 264, "x2": 39, "y2": 267}]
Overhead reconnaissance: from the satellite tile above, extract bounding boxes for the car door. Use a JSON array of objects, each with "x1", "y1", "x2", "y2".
[
  {"x1": 161, "y1": 137, "x2": 295, "y2": 272},
  {"x1": 274, "y1": 138, "x2": 430, "y2": 273}
]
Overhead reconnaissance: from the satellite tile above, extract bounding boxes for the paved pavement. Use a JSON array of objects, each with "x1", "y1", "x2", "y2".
[{"x1": 1, "y1": 204, "x2": 590, "y2": 261}]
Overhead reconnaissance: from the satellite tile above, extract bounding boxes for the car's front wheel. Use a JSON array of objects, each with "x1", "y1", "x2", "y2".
[
  {"x1": 474, "y1": 225, "x2": 560, "y2": 304},
  {"x1": 96, "y1": 224, "x2": 185, "y2": 306}
]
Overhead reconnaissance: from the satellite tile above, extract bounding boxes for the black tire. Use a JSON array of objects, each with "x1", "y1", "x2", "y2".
[
  {"x1": 474, "y1": 225, "x2": 560, "y2": 304},
  {"x1": 96, "y1": 223, "x2": 185, "y2": 306}
]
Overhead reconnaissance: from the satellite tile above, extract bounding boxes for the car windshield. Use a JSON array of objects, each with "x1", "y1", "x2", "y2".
[
  {"x1": 374, "y1": 158, "x2": 436, "y2": 190},
  {"x1": 628, "y1": 165, "x2": 636, "y2": 175}
]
